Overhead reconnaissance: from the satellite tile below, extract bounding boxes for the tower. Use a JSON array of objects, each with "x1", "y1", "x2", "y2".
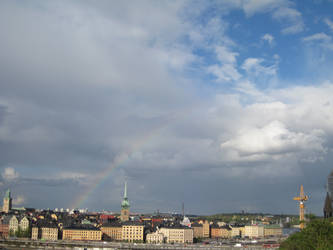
[
  {"x1": 2, "y1": 189, "x2": 12, "y2": 213},
  {"x1": 120, "y1": 182, "x2": 130, "y2": 222},
  {"x1": 293, "y1": 185, "x2": 308, "y2": 229},
  {"x1": 324, "y1": 192, "x2": 333, "y2": 218}
]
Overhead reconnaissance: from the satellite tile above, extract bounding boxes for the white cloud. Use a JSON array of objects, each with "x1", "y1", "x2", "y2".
[
  {"x1": 261, "y1": 33, "x2": 274, "y2": 45},
  {"x1": 303, "y1": 32, "x2": 332, "y2": 42},
  {"x1": 221, "y1": 120, "x2": 325, "y2": 158},
  {"x1": 272, "y1": 7, "x2": 304, "y2": 34},
  {"x1": 207, "y1": 46, "x2": 241, "y2": 83},
  {"x1": 2, "y1": 167, "x2": 19, "y2": 181},
  {"x1": 241, "y1": 0, "x2": 287, "y2": 16},
  {"x1": 324, "y1": 18, "x2": 333, "y2": 32},
  {"x1": 241, "y1": 57, "x2": 277, "y2": 77}
]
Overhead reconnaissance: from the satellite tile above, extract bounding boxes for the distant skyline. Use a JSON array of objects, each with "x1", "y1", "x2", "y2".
[{"x1": 1, "y1": 0, "x2": 333, "y2": 215}]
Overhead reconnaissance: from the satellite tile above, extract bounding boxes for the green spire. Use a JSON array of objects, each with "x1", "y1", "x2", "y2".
[{"x1": 121, "y1": 182, "x2": 130, "y2": 209}]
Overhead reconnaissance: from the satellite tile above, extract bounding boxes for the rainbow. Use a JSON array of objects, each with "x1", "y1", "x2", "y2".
[{"x1": 70, "y1": 113, "x2": 180, "y2": 209}]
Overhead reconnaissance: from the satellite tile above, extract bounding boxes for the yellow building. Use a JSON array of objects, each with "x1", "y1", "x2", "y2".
[
  {"x1": 32, "y1": 223, "x2": 59, "y2": 241},
  {"x1": 100, "y1": 222, "x2": 122, "y2": 241},
  {"x1": 31, "y1": 227, "x2": 38, "y2": 240},
  {"x1": 62, "y1": 225, "x2": 102, "y2": 241},
  {"x1": 244, "y1": 225, "x2": 264, "y2": 238},
  {"x1": 191, "y1": 222, "x2": 203, "y2": 238},
  {"x1": 121, "y1": 222, "x2": 145, "y2": 242},
  {"x1": 264, "y1": 225, "x2": 283, "y2": 237},
  {"x1": 159, "y1": 226, "x2": 193, "y2": 244},
  {"x1": 202, "y1": 220, "x2": 210, "y2": 238},
  {"x1": 231, "y1": 225, "x2": 245, "y2": 238}
]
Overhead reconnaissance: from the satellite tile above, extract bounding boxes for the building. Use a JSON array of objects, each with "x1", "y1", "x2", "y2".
[
  {"x1": 191, "y1": 222, "x2": 203, "y2": 238},
  {"x1": 210, "y1": 224, "x2": 221, "y2": 238},
  {"x1": 2, "y1": 189, "x2": 12, "y2": 213},
  {"x1": 62, "y1": 225, "x2": 102, "y2": 241},
  {"x1": 244, "y1": 225, "x2": 264, "y2": 238},
  {"x1": 264, "y1": 225, "x2": 282, "y2": 237},
  {"x1": 31, "y1": 226, "x2": 38, "y2": 240},
  {"x1": 211, "y1": 224, "x2": 232, "y2": 239},
  {"x1": 121, "y1": 222, "x2": 144, "y2": 242},
  {"x1": 0, "y1": 216, "x2": 10, "y2": 238},
  {"x1": 19, "y1": 216, "x2": 30, "y2": 231},
  {"x1": 120, "y1": 182, "x2": 130, "y2": 222},
  {"x1": 146, "y1": 230, "x2": 164, "y2": 243},
  {"x1": 231, "y1": 225, "x2": 245, "y2": 238},
  {"x1": 159, "y1": 226, "x2": 193, "y2": 244},
  {"x1": 202, "y1": 220, "x2": 210, "y2": 238},
  {"x1": 100, "y1": 222, "x2": 122, "y2": 241},
  {"x1": 324, "y1": 192, "x2": 333, "y2": 218},
  {"x1": 32, "y1": 221, "x2": 59, "y2": 241},
  {"x1": 9, "y1": 216, "x2": 19, "y2": 234}
]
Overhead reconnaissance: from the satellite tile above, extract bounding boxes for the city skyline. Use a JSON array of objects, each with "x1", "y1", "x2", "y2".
[{"x1": 1, "y1": 0, "x2": 333, "y2": 215}]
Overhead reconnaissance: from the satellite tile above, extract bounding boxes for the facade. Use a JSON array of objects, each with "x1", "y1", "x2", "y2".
[
  {"x1": 19, "y1": 216, "x2": 30, "y2": 231},
  {"x1": 100, "y1": 223, "x2": 122, "y2": 241},
  {"x1": 2, "y1": 189, "x2": 12, "y2": 213},
  {"x1": 191, "y1": 222, "x2": 203, "y2": 238},
  {"x1": 231, "y1": 225, "x2": 245, "y2": 238},
  {"x1": 120, "y1": 182, "x2": 130, "y2": 222},
  {"x1": 202, "y1": 220, "x2": 210, "y2": 238},
  {"x1": 263, "y1": 225, "x2": 282, "y2": 237},
  {"x1": 211, "y1": 224, "x2": 231, "y2": 238},
  {"x1": 210, "y1": 224, "x2": 221, "y2": 238},
  {"x1": 121, "y1": 222, "x2": 144, "y2": 242},
  {"x1": 0, "y1": 216, "x2": 10, "y2": 239},
  {"x1": 62, "y1": 226, "x2": 102, "y2": 241},
  {"x1": 41, "y1": 226, "x2": 58, "y2": 240},
  {"x1": 31, "y1": 227, "x2": 39, "y2": 240},
  {"x1": 159, "y1": 227, "x2": 193, "y2": 244},
  {"x1": 244, "y1": 225, "x2": 264, "y2": 238},
  {"x1": 146, "y1": 231, "x2": 164, "y2": 243},
  {"x1": 9, "y1": 216, "x2": 19, "y2": 234},
  {"x1": 324, "y1": 192, "x2": 333, "y2": 218}
]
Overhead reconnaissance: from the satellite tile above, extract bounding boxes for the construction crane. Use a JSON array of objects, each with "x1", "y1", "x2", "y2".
[{"x1": 293, "y1": 185, "x2": 308, "y2": 229}]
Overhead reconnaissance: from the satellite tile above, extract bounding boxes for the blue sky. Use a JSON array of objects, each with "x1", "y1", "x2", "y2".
[{"x1": 1, "y1": 0, "x2": 333, "y2": 215}]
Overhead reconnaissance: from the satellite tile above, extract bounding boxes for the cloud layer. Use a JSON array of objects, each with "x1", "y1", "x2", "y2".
[{"x1": 0, "y1": 0, "x2": 333, "y2": 215}]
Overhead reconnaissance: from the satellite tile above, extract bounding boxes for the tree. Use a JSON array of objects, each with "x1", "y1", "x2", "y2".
[{"x1": 280, "y1": 219, "x2": 333, "y2": 249}]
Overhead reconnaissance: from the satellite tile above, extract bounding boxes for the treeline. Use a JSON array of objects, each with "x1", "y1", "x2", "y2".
[{"x1": 280, "y1": 218, "x2": 333, "y2": 249}]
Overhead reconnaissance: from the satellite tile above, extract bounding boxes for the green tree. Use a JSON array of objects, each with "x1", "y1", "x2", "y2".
[{"x1": 280, "y1": 219, "x2": 333, "y2": 250}]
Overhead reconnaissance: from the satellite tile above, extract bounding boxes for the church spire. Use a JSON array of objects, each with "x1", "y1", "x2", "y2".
[
  {"x1": 124, "y1": 181, "x2": 127, "y2": 199},
  {"x1": 121, "y1": 181, "x2": 130, "y2": 209}
]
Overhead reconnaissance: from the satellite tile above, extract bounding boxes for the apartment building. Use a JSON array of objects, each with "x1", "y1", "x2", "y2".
[
  {"x1": 121, "y1": 222, "x2": 145, "y2": 242},
  {"x1": 159, "y1": 226, "x2": 193, "y2": 244},
  {"x1": 100, "y1": 222, "x2": 122, "y2": 241},
  {"x1": 62, "y1": 225, "x2": 102, "y2": 241},
  {"x1": 244, "y1": 225, "x2": 264, "y2": 238}
]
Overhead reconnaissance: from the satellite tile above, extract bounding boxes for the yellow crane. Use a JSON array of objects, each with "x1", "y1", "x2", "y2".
[{"x1": 293, "y1": 185, "x2": 308, "y2": 229}]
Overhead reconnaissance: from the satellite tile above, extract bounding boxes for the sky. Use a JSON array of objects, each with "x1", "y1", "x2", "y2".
[{"x1": 1, "y1": 0, "x2": 333, "y2": 216}]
